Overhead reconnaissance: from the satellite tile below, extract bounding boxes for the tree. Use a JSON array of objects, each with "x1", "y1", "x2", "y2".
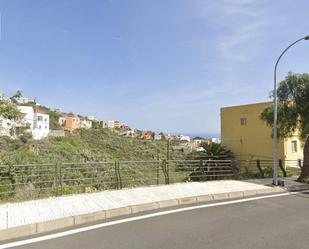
[
  {"x1": 9, "y1": 90, "x2": 23, "y2": 103},
  {"x1": 0, "y1": 95, "x2": 31, "y2": 140},
  {"x1": 0, "y1": 96, "x2": 21, "y2": 120},
  {"x1": 260, "y1": 72, "x2": 309, "y2": 181}
]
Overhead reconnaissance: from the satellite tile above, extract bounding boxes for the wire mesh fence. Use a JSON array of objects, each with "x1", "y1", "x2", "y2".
[
  {"x1": 0, "y1": 159, "x2": 303, "y2": 202},
  {"x1": 236, "y1": 159, "x2": 302, "y2": 179}
]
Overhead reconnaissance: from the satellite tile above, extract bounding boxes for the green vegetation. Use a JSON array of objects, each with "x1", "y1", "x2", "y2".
[
  {"x1": 261, "y1": 72, "x2": 309, "y2": 181},
  {"x1": 0, "y1": 128, "x2": 185, "y2": 164},
  {"x1": 0, "y1": 128, "x2": 188, "y2": 202},
  {"x1": 0, "y1": 95, "x2": 21, "y2": 120}
]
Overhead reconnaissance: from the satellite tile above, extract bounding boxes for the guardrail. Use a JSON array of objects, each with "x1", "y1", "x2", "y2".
[{"x1": 0, "y1": 159, "x2": 302, "y2": 202}]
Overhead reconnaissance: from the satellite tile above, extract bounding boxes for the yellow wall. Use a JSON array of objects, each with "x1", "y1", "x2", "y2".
[
  {"x1": 221, "y1": 102, "x2": 287, "y2": 161},
  {"x1": 284, "y1": 136, "x2": 304, "y2": 162}
]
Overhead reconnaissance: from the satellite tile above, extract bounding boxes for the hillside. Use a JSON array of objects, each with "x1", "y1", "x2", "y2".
[{"x1": 0, "y1": 128, "x2": 185, "y2": 165}]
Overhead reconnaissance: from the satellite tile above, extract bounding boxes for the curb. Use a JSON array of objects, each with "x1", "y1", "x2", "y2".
[{"x1": 0, "y1": 186, "x2": 308, "y2": 242}]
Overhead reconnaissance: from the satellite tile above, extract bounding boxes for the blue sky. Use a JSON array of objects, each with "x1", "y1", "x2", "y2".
[{"x1": 0, "y1": 0, "x2": 309, "y2": 134}]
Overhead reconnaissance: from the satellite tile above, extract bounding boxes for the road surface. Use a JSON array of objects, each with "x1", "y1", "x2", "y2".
[{"x1": 2, "y1": 191, "x2": 309, "y2": 249}]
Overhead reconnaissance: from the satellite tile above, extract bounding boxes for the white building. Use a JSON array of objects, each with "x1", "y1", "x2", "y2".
[
  {"x1": 108, "y1": 120, "x2": 115, "y2": 129},
  {"x1": 154, "y1": 134, "x2": 162, "y2": 140},
  {"x1": 32, "y1": 107, "x2": 49, "y2": 140},
  {"x1": 87, "y1": 116, "x2": 96, "y2": 121},
  {"x1": 193, "y1": 139, "x2": 203, "y2": 147},
  {"x1": 18, "y1": 106, "x2": 49, "y2": 140},
  {"x1": 196, "y1": 147, "x2": 206, "y2": 152},
  {"x1": 180, "y1": 135, "x2": 191, "y2": 142},
  {"x1": 81, "y1": 120, "x2": 92, "y2": 129},
  {"x1": 18, "y1": 106, "x2": 34, "y2": 129},
  {"x1": 211, "y1": 138, "x2": 221, "y2": 144}
]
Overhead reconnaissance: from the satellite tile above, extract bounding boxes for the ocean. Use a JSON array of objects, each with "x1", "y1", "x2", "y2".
[{"x1": 170, "y1": 132, "x2": 220, "y2": 139}]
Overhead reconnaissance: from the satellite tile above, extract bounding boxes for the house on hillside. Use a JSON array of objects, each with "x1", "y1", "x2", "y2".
[
  {"x1": 108, "y1": 120, "x2": 121, "y2": 129},
  {"x1": 101, "y1": 120, "x2": 108, "y2": 128},
  {"x1": 211, "y1": 138, "x2": 221, "y2": 143},
  {"x1": 154, "y1": 134, "x2": 162, "y2": 141},
  {"x1": 64, "y1": 116, "x2": 81, "y2": 133},
  {"x1": 221, "y1": 102, "x2": 303, "y2": 164},
  {"x1": 87, "y1": 116, "x2": 96, "y2": 121},
  {"x1": 180, "y1": 135, "x2": 191, "y2": 142},
  {"x1": 17, "y1": 106, "x2": 49, "y2": 140},
  {"x1": 58, "y1": 116, "x2": 66, "y2": 127},
  {"x1": 81, "y1": 119, "x2": 92, "y2": 129},
  {"x1": 32, "y1": 106, "x2": 49, "y2": 140},
  {"x1": 142, "y1": 131, "x2": 154, "y2": 140},
  {"x1": 120, "y1": 124, "x2": 130, "y2": 131}
]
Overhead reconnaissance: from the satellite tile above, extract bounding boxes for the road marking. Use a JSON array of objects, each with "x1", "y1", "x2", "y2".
[{"x1": 0, "y1": 190, "x2": 307, "y2": 248}]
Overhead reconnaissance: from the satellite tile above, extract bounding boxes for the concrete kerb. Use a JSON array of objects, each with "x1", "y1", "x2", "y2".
[{"x1": 0, "y1": 185, "x2": 305, "y2": 242}]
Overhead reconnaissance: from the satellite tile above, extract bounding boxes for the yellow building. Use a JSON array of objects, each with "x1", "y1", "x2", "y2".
[
  {"x1": 114, "y1": 120, "x2": 121, "y2": 129},
  {"x1": 221, "y1": 102, "x2": 303, "y2": 163}
]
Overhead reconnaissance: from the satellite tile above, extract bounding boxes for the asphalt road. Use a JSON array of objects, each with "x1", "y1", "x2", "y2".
[{"x1": 3, "y1": 191, "x2": 309, "y2": 249}]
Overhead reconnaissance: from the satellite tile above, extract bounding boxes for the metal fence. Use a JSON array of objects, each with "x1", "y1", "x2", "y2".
[
  {"x1": 236, "y1": 159, "x2": 302, "y2": 178},
  {"x1": 0, "y1": 159, "x2": 302, "y2": 202}
]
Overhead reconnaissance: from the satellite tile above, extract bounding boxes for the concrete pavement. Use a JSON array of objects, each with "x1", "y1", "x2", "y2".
[
  {"x1": 6, "y1": 190, "x2": 308, "y2": 249},
  {"x1": 0, "y1": 177, "x2": 308, "y2": 241}
]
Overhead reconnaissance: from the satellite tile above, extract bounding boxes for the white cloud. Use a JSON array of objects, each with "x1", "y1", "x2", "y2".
[{"x1": 214, "y1": 0, "x2": 268, "y2": 62}]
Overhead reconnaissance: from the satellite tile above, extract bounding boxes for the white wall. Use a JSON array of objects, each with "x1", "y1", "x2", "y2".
[
  {"x1": 18, "y1": 106, "x2": 34, "y2": 129},
  {"x1": 33, "y1": 113, "x2": 49, "y2": 140},
  {"x1": 81, "y1": 120, "x2": 92, "y2": 129},
  {"x1": 108, "y1": 120, "x2": 115, "y2": 128}
]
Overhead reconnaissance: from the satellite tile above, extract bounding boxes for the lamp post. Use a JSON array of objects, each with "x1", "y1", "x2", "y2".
[{"x1": 273, "y1": 35, "x2": 309, "y2": 185}]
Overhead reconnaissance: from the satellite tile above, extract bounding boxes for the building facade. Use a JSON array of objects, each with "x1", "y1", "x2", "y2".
[
  {"x1": 108, "y1": 120, "x2": 121, "y2": 129},
  {"x1": 32, "y1": 106, "x2": 49, "y2": 140},
  {"x1": 58, "y1": 117, "x2": 66, "y2": 127},
  {"x1": 80, "y1": 120, "x2": 92, "y2": 129},
  {"x1": 221, "y1": 102, "x2": 303, "y2": 162},
  {"x1": 64, "y1": 116, "x2": 81, "y2": 133},
  {"x1": 17, "y1": 106, "x2": 49, "y2": 140},
  {"x1": 101, "y1": 120, "x2": 108, "y2": 128}
]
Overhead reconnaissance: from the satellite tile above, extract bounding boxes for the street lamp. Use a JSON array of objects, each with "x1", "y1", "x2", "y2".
[{"x1": 273, "y1": 35, "x2": 309, "y2": 185}]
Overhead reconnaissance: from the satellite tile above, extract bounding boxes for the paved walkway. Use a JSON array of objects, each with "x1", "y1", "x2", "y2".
[{"x1": 0, "y1": 178, "x2": 308, "y2": 241}]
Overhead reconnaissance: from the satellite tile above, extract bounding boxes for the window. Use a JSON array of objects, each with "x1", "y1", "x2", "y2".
[
  {"x1": 37, "y1": 116, "x2": 43, "y2": 121},
  {"x1": 44, "y1": 118, "x2": 47, "y2": 122},
  {"x1": 240, "y1": 118, "x2": 247, "y2": 126},
  {"x1": 291, "y1": 140, "x2": 297, "y2": 153}
]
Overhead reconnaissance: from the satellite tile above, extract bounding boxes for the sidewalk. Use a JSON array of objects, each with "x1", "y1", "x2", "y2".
[{"x1": 0, "y1": 178, "x2": 308, "y2": 241}]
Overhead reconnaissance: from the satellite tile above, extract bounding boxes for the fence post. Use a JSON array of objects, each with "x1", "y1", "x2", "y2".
[
  {"x1": 166, "y1": 159, "x2": 170, "y2": 184},
  {"x1": 114, "y1": 160, "x2": 119, "y2": 189},
  {"x1": 278, "y1": 159, "x2": 287, "y2": 177},
  {"x1": 162, "y1": 159, "x2": 168, "y2": 184},
  {"x1": 117, "y1": 160, "x2": 122, "y2": 189},
  {"x1": 256, "y1": 159, "x2": 264, "y2": 178},
  {"x1": 231, "y1": 160, "x2": 240, "y2": 180},
  {"x1": 58, "y1": 162, "x2": 63, "y2": 195},
  {"x1": 54, "y1": 163, "x2": 59, "y2": 196},
  {"x1": 156, "y1": 152, "x2": 160, "y2": 185}
]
